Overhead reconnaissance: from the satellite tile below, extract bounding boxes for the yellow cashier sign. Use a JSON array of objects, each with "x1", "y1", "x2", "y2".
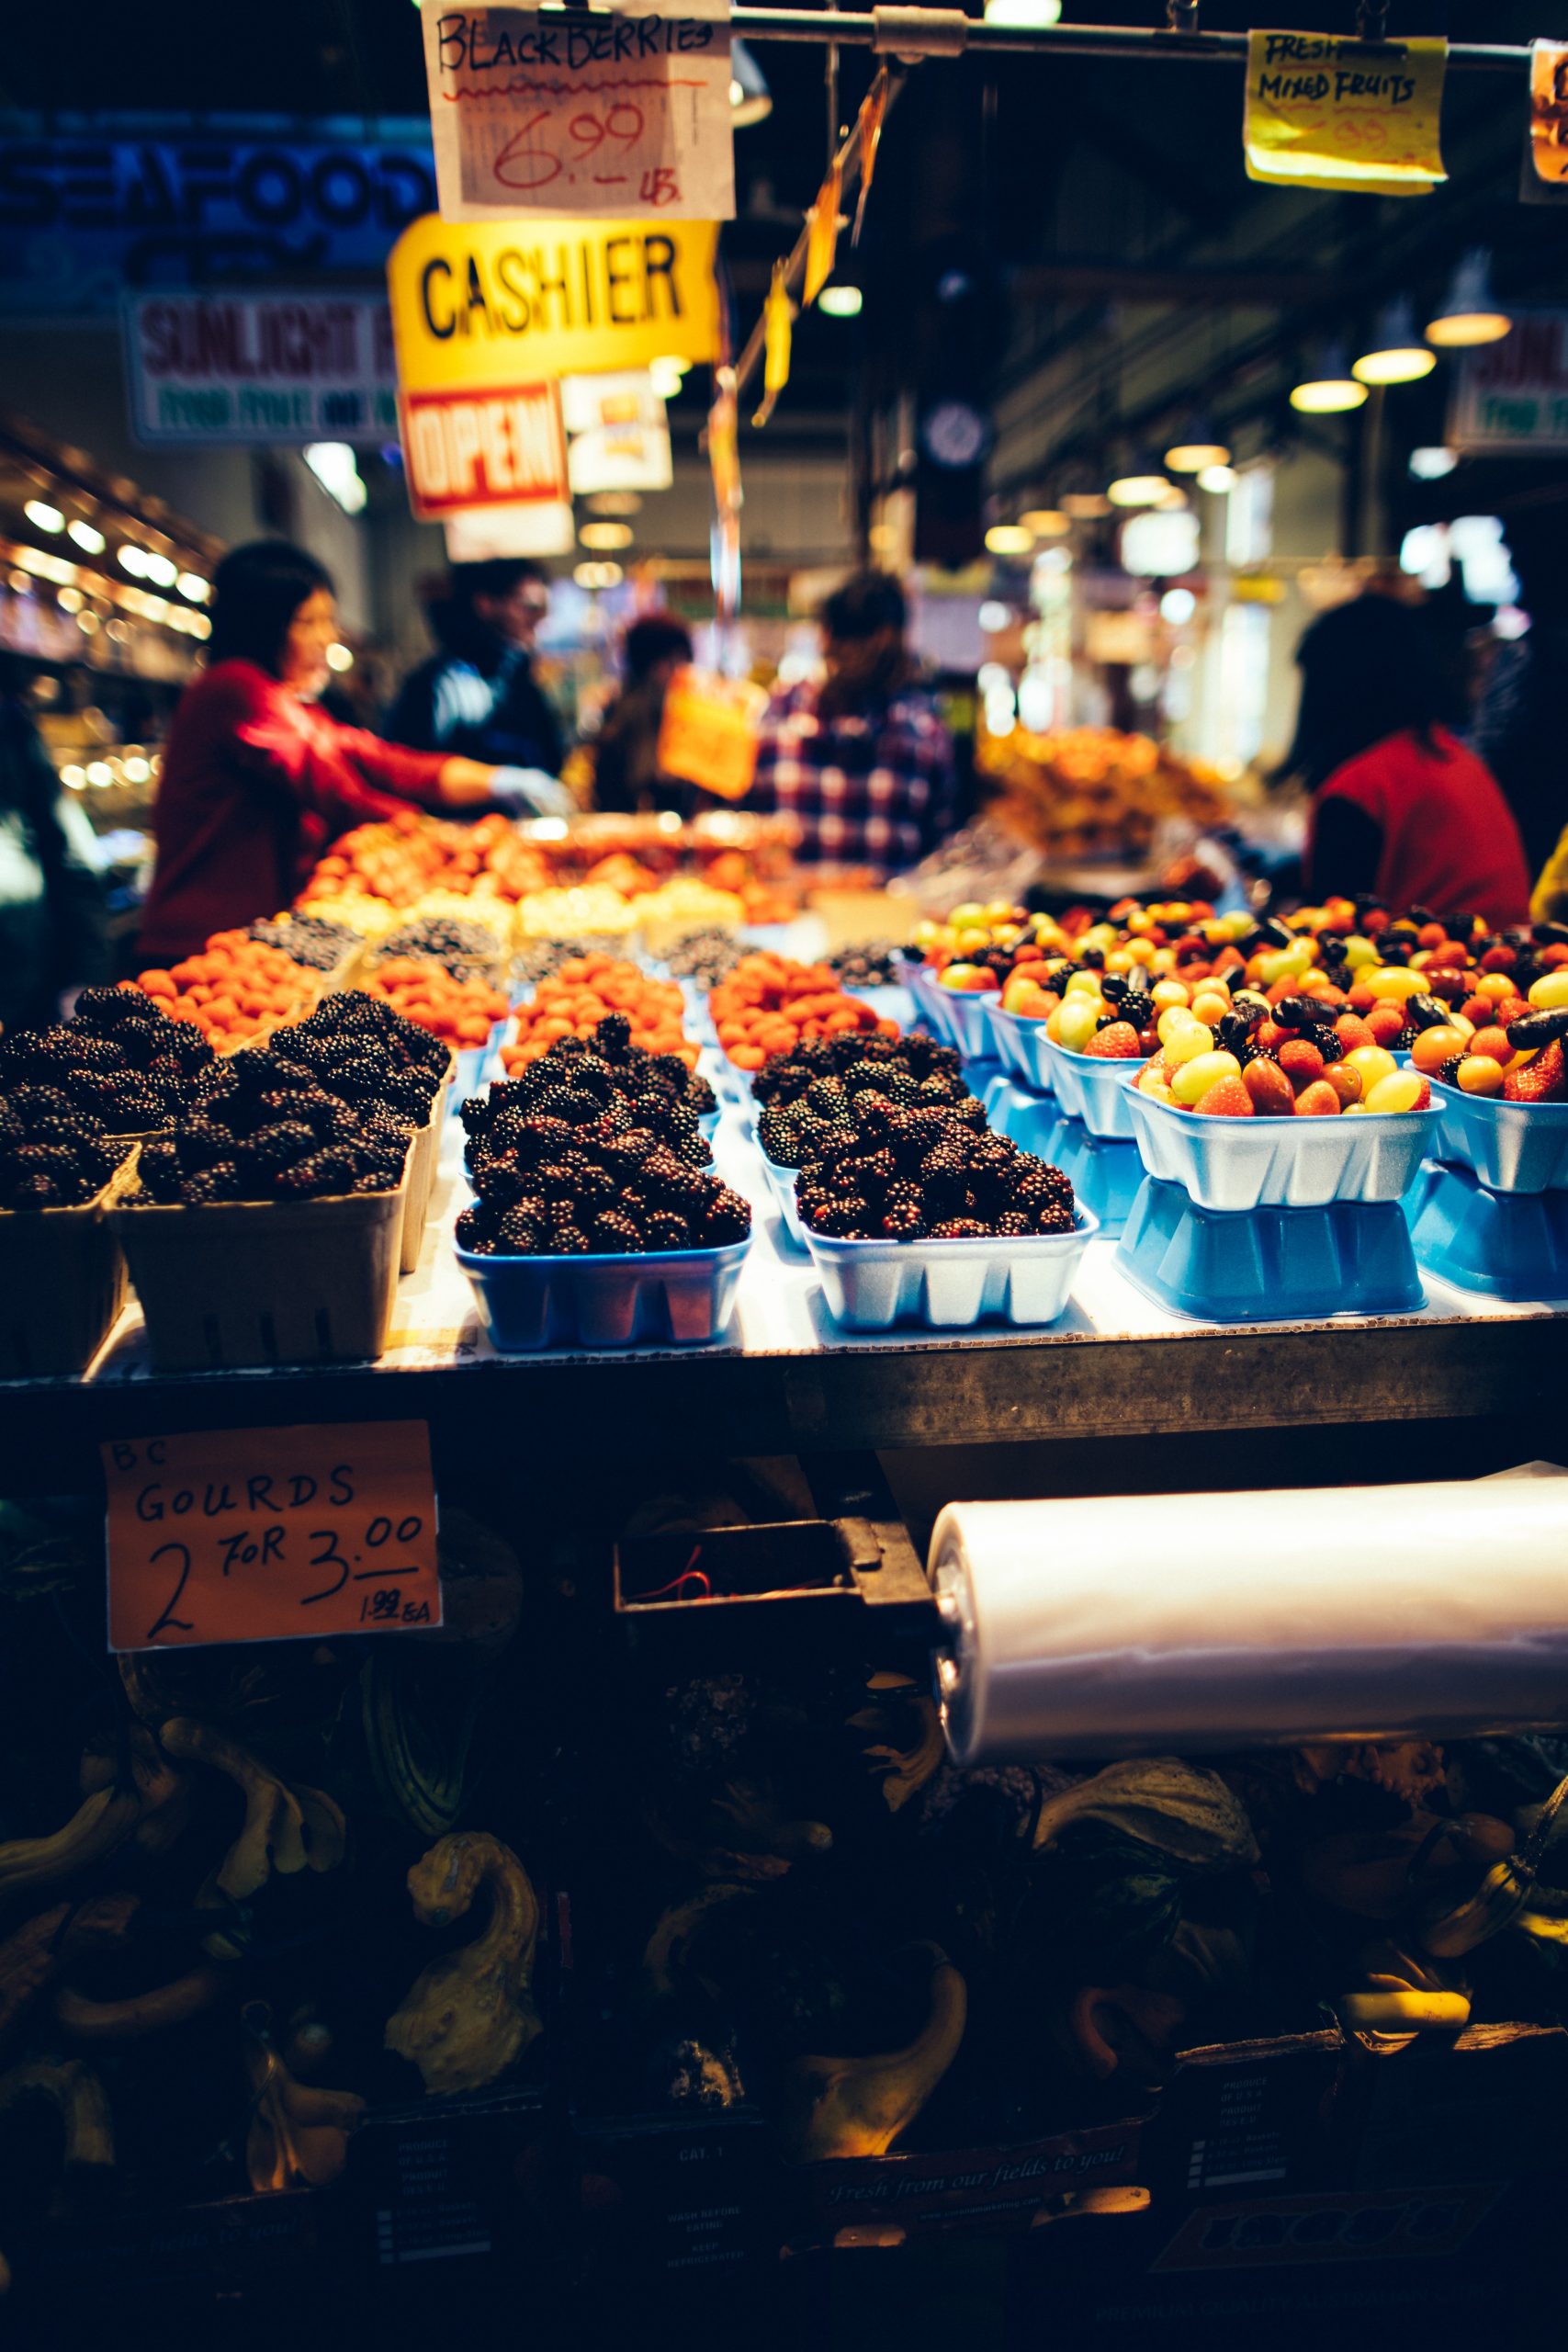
[{"x1": 387, "y1": 212, "x2": 722, "y2": 390}]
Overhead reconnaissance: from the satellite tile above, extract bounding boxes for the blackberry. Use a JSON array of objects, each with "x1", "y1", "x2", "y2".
[
  {"x1": 1032, "y1": 1199, "x2": 1075, "y2": 1235},
  {"x1": 456, "y1": 1207, "x2": 499, "y2": 1255},
  {"x1": 6, "y1": 1172, "x2": 65, "y2": 1207},
  {"x1": 814, "y1": 1198, "x2": 867, "y2": 1237},
  {"x1": 702, "y1": 1186, "x2": 750, "y2": 1241},
  {"x1": 643, "y1": 1209, "x2": 691, "y2": 1250},
  {"x1": 1304, "y1": 1025, "x2": 1344, "y2": 1064},
  {"x1": 549, "y1": 1225, "x2": 592, "y2": 1255},
  {"x1": 1393, "y1": 1023, "x2": 1422, "y2": 1052},
  {"x1": 135, "y1": 1141, "x2": 184, "y2": 1203},
  {"x1": 1438, "y1": 1054, "x2": 1464, "y2": 1084},
  {"x1": 594, "y1": 1011, "x2": 634, "y2": 1059},
  {"x1": 996, "y1": 1209, "x2": 1032, "y2": 1237},
  {"x1": 931, "y1": 1216, "x2": 987, "y2": 1238},
  {"x1": 178, "y1": 1169, "x2": 231, "y2": 1205},
  {"x1": 497, "y1": 1207, "x2": 546, "y2": 1252},
  {"x1": 881, "y1": 1199, "x2": 927, "y2": 1239},
  {"x1": 592, "y1": 1208, "x2": 644, "y2": 1252}
]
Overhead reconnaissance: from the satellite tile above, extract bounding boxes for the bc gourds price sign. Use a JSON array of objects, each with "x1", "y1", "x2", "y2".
[{"x1": 103, "y1": 1421, "x2": 441, "y2": 1652}]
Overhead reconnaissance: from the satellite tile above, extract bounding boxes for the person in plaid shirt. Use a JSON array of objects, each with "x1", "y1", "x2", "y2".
[{"x1": 748, "y1": 571, "x2": 956, "y2": 877}]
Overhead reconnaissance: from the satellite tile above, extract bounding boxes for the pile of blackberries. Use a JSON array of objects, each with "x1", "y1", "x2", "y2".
[
  {"x1": 132, "y1": 1043, "x2": 417, "y2": 1207},
  {"x1": 243, "y1": 914, "x2": 360, "y2": 971},
  {"x1": 750, "y1": 1027, "x2": 961, "y2": 1110},
  {"x1": 457, "y1": 1016, "x2": 747, "y2": 1257},
  {"x1": 514, "y1": 936, "x2": 626, "y2": 984},
  {"x1": 795, "y1": 1098, "x2": 1076, "y2": 1241},
  {"x1": 276, "y1": 993, "x2": 450, "y2": 1120},
  {"x1": 0, "y1": 988, "x2": 214, "y2": 1129},
  {"x1": 374, "y1": 914, "x2": 505, "y2": 978},
  {"x1": 662, "y1": 929, "x2": 747, "y2": 986},
  {"x1": 0, "y1": 1090, "x2": 130, "y2": 1209},
  {"x1": 828, "y1": 942, "x2": 908, "y2": 989},
  {"x1": 755, "y1": 1035, "x2": 973, "y2": 1170}
]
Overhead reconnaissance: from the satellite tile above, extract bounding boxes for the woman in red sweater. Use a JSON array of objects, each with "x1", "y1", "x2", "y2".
[
  {"x1": 141, "y1": 540, "x2": 553, "y2": 963},
  {"x1": 1292, "y1": 593, "x2": 1530, "y2": 927}
]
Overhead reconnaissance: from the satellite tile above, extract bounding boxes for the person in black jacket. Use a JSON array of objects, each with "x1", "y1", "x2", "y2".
[
  {"x1": 591, "y1": 611, "x2": 694, "y2": 814},
  {"x1": 386, "y1": 560, "x2": 570, "y2": 814},
  {"x1": 0, "y1": 662, "x2": 111, "y2": 1033}
]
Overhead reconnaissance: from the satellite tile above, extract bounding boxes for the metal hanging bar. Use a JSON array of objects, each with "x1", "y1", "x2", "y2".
[{"x1": 727, "y1": 9, "x2": 1528, "y2": 71}]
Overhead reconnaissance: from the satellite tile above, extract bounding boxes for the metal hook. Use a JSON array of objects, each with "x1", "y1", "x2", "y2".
[{"x1": 1166, "y1": 0, "x2": 1198, "y2": 28}]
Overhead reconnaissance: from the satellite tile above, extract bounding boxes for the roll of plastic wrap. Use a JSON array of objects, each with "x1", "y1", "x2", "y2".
[{"x1": 931, "y1": 1471, "x2": 1568, "y2": 1762}]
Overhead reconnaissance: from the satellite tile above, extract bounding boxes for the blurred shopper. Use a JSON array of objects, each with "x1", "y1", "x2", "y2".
[
  {"x1": 1472, "y1": 505, "x2": 1568, "y2": 887},
  {"x1": 747, "y1": 571, "x2": 955, "y2": 877},
  {"x1": 591, "y1": 612, "x2": 694, "y2": 814},
  {"x1": 388, "y1": 559, "x2": 569, "y2": 810},
  {"x1": 1289, "y1": 594, "x2": 1530, "y2": 926},
  {"x1": 141, "y1": 541, "x2": 549, "y2": 963},
  {"x1": 0, "y1": 659, "x2": 110, "y2": 1031}
]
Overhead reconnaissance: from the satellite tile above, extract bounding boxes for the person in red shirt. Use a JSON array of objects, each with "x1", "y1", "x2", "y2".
[
  {"x1": 141, "y1": 540, "x2": 551, "y2": 963},
  {"x1": 1291, "y1": 593, "x2": 1531, "y2": 927}
]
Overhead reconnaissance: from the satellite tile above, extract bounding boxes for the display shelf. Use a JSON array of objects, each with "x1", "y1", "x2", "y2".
[{"x1": 0, "y1": 1097, "x2": 1562, "y2": 1487}]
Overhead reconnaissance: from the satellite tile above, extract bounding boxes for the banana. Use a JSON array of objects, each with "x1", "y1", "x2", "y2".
[
  {"x1": 386, "y1": 1834, "x2": 542, "y2": 2097},
  {"x1": 781, "y1": 1945, "x2": 966, "y2": 2163}
]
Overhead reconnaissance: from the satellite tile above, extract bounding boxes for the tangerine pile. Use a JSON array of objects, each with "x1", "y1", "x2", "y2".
[
  {"x1": 133, "y1": 933, "x2": 321, "y2": 1047},
  {"x1": 499, "y1": 954, "x2": 699, "y2": 1073},
  {"x1": 359, "y1": 959, "x2": 510, "y2": 1050},
  {"x1": 709, "y1": 953, "x2": 898, "y2": 1072}
]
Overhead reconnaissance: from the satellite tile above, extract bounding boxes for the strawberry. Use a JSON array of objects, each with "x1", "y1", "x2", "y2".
[
  {"x1": 1480, "y1": 944, "x2": 1517, "y2": 973},
  {"x1": 1461, "y1": 992, "x2": 1493, "y2": 1028},
  {"x1": 1293, "y1": 1079, "x2": 1343, "y2": 1116},
  {"x1": 1503, "y1": 1039, "x2": 1567, "y2": 1102},
  {"x1": 1334, "y1": 1013, "x2": 1376, "y2": 1053},
  {"x1": 1367, "y1": 1005, "x2": 1406, "y2": 1047},
  {"x1": 1407, "y1": 1075, "x2": 1432, "y2": 1110},
  {"x1": 1255, "y1": 1018, "x2": 1289, "y2": 1052},
  {"x1": 1348, "y1": 981, "x2": 1382, "y2": 1012},
  {"x1": 1543, "y1": 943, "x2": 1568, "y2": 969},
  {"x1": 1242, "y1": 1055, "x2": 1295, "y2": 1115},
  {"x1": 1194, "y1": 1075, "x2": 1254, "y2": 1115},
  {"x1": 1468, "y1": 1025, "x2": 1513, "y2": 1067},
  {"x1": 1278, "y1": 1039, "x2": 1325, "y2": 1091},
  {"x1": 1495, "y1": 996, "x2": 1531, "y2": 1028},
  {"x1": 1082, "y1": 1021, "x2": 1141, "y2": 1058}
]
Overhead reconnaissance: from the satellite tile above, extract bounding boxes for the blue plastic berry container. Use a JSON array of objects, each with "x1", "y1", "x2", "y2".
[
  {"x1": 1431, "y1": 1080, "x2": 1568, "y2": 1194},
  {"x1": 845, "y1": 982, "x2": 915, "y2": 1030},
  {"x1": 908, "y1": 967, "x2": 997, "y2": 1060},
  {"x1": 1407, "y1": 1160, "x2": 1568, "y2": 1300},
  {"x1": 457, "y1": 1233, "x2": 750, "y2": 1351},
  {"x1": 802, "y1": 1206, "x2": 1097, "y2": 1331},
  {"x1": 1125, "y1": 1085, "x2": 1439, "y2": 1213},
  {"x1": 453, "y1": 1019, "x2": 507, "y2": 1103},
  {"x1": 677, "y1": 977, "x2": 720, "y2": 1045},
  {"x1": 983, "y1": 1080, "x2": 1143, "y2": 1238},
  {"x1": 1041, "y1": 1038, "x2": 1140, "y2": 1139},
  {"x1": 705, "y1": 1051, "x2": 754, "y2": 1111},
  {"x1": 755, "y1": 1152, "x2": 808, "y2": 1251},
  {"x1": 980, "y1": 1001, "x2": 1055, "y2": 1092},
  {"x1": 1115, "y1": 1175, "x2": 1424, "y2": 1323}
]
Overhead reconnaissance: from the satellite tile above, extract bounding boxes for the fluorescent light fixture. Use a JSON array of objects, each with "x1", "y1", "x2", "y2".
[
  {"x1": 580, "y1": 520, "x2": 633, "y2": 550},
  {"x1": 574, "y1": 560, "x2": 624, "y2": 590},
  {"x1": 118, "y1": 544, "x2": 149, "y2": 575},
  {"x1": 983, "y1": 0, "x2": 1062, "y2": 21},
  {"x1": 1409, "y1": 446, "x2": 1459, "y2": 481},
  {"x1": 66, "y1": 518, "x2": 106, "y2": 554},
  {"x1": 1019, "y1": 508, "x2": 1070, "y2": 537},
  {"x1": 304, "y1": 442, "x2": 367, "y2": 514},
  {"x1": 1426, "y1": 248, "x2": 1511, "y2": 348},
  {"x1": 1197, "y1": 462, "x2": 1239, "y2": 492},
  {"x1": 1353, "y1": 300, "x2": 1436, "y2": 386},
  {"x1": 985, "y1": 524, "x2": 1034, "y2": 556},
  {"x1": 141, "y1": 551, "x2": 178, "y2": 588},
  {"x1": 1164, "y1": 415, "x2": 1232, "y2": 473},
  {"x1": 818, "y1": 285, "x2": 863, "y2": 318},
  {"x1": 1060, "y1": 489, "x2": 1112, "y2": 518},
  {"x1": 1107, "y1": 466, "x2": 1170, "y2": 508},
  {"x1": 24, "y1": 500, "x2": 63, "y2": 533},
  {"x1": 176, "y1": 571, "x2": 209, "y2": 602},
  {"x1": 1291, "y1": 344, "x2": 1368, "y2": 413}
]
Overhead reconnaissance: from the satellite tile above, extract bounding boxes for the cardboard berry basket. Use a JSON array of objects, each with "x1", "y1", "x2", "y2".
[
  {"x1": 0, "y1": 1150, "x2": 135, "y2": 1378},
  {"x1": 111, "y1": 1160, "x2": 408, "y2": 1373},
  {"x1": 400, "y1": 1054, "x2": 456, "y2": 1274},
  {"x1": 1124, "y1": 1085, "x2": 1439, "y2": 1214}
]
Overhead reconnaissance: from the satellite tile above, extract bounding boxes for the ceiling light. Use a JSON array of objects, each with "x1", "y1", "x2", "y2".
[
  {"x1": 1019, "y1": 508, "x2": 1070, "y2": 537},
  {"x1": 1164, "y1": 415, "x2": 1232, "y2": 473},
  {"x1": 1426, "y1": 248, "x2": 1511, "y2": 348},
  {"x1": 1409, "y1": 446, "x2": 1459, "y2": 481},
  {"x1": 580, "y1": 520, "x2": 633, "y2": 550},
  {"x1": 818, "y1": 285, "x2": 863, "y2": 318},
  {"x1": 978, "y1": 600, "x2": 1015, "y2": 631},
  {"x1": 1107, "y1": 458, "x2": 1171, "y2": 508},
  {"x1": 587, "y1": 492, "x2": 642, "y2": 516},
  {"x1": 118, "y1": 544, "x2": 148, "y2": 575},
  {"x1": 1353, "y1": 300, "x2": 1437, "y2": 386},
  {"x1": 176, "y1": 571, "x2": 209, "y2": 602},
  {"x1": 304, "y1": 442, "x2": 367, "y2": 514},
  {"x1": 66, "y1": 518, "x2": 106, "y2": 554},
  {"x1": 1151, "y1": 480, "x2": 1190, "y2": 510},
  {"x1": 649, "y1": 360, "x2": 685, "y2": 401},
  {"x1": 25, "y1": 500, "x2": 64, "y2": 534},
  {"x1": 1160, "y1": 587, "x2": 1197, "y2": 625},
  {"x1": 1059, "y1": 489, "x2": 1112, "y2": 519},
  {"x1": 326, "y1": 643, "x2": 355, "y2": 673},
  {"x1": 729, "y1": 38, "x2": 772, "y2": 127},
  {"x1": 1197, "y1": 463, "x2": 1239, "y2": 492},
  {"x1": 574, "y1": 560, "x2": 624, "y2": 590},
  {"x1": 985, "y1": 524, "x2": 1034, "y2": 557},
  {"x1": 983, "y1": 0, "x2": 1062, "y2": 21},
  {"x1": 1291, "y1": 345, "x2": 1368, "y2": 413},
  {"x1": 141, "y1": 551, "x2": 178, "y2": 588}
]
